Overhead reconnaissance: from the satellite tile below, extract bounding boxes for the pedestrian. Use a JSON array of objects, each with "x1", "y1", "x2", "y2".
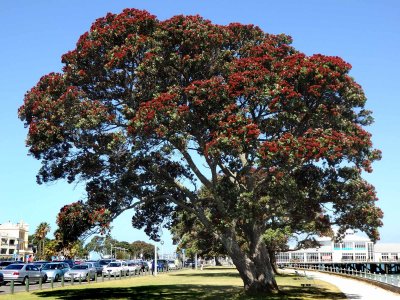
[{"x1": 151, "y1": 260, "x2": 155, "y2": 275}]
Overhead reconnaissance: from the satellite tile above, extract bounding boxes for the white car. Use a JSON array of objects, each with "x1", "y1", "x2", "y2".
[
  {"x1": 126, "y1": 261, "x2": 141, "y2": 275},
  {"x1": 167, "y1": 260, "x2": 177, "y2": 270},
  {"x1": 102, "y1": 261, "x2": 128, "y2": 277}
]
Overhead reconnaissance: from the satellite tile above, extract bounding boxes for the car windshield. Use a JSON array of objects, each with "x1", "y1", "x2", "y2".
[
  {"x1": 4, "y1": 264, "x2": 24, "y2": 270},
  {"x1": 71, "y1": 265, "x2": 88, "y2": 270},
  {"x1": 42, "y1": 264, "x2": 59, "y2": 270},
  {"x1": 108, "y1": 262, "x2": 121, "y2": 267}
]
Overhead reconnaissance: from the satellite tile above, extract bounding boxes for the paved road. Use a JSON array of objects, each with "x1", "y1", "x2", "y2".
[{"x1": 287, "y1": 269, "x2": 400, "y2": 299}]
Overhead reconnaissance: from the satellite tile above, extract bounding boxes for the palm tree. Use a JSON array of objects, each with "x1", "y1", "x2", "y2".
[{"x1": 34, "y1": 222, "x2": 51, "y2": 259}]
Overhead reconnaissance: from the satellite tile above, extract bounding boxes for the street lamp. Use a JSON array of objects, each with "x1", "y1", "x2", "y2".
[
  {"x1": 160, "y1": 240, "x2": 164, "y2": 260},
  {"x1": 154, "y1": 242, "x2": 158, "y2": 276}
]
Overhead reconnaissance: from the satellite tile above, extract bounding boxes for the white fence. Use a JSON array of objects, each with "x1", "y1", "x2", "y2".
[{"x1": 287, "y1": 263, "x2": 400, "y2": 288}]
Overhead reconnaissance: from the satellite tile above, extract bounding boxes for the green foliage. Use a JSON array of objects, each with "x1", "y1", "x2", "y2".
[
  {"x1": 130, "y1": 240, "x2": 154, "y2": 260},
  {"x1": 19, "y1": 8, "x2": 382, "y2": 293}
]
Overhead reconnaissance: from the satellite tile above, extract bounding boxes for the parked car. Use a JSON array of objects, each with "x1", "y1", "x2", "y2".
[
  {"x1": 102, "y1": 261, "x2": 128, "y2": 277},
  {"x1": 155, "y1": 259, "x2": 168, "y2": 271},
  {"x1": 52, "y1": 259, "x2": 75, "y2": 268},
  {"x1": 86, "y1": 260, "x2": 103, "y2": 276},
  {"x1": 0, "y1": 261, "x2": 23, "y2": 270},
  {"x1": 184, "y1": 260, "x2": 194, "y2": 268},
  {"x1": 0, "y1": 271, "x2": 4, "y2": 286},
  {"x1": 63, "y1": 264, "x2": 96, "y2": 281},
  {"x1": 30, "y1": 261, "x2": 50, "y2": 270},
  {"x1": 167, "y1": 260, "x2": 177, "y2": 270},
  {"x1": 1, "y1": 263, "x2": 47, "y2": 285},
  {"x1": 136, "y1": 260, "x2": 149, "y2": 273},
  {"x1": 98, "y1": 259, "x2": 115, "y2": 268},
  {"x1": 41, "y1": 262, "x2": 70, "y2": 282},
  {"x1": 126, "y1": 261, "x2": 141, "y2": 275},
  {"x1": 0, "y1": 261, "x2": 13, "y2": 270}
]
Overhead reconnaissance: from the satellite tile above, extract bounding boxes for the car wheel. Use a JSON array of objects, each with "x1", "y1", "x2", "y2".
[
  {"x1": 54, "y1": 274, "x2": 60, "y2": 282},
  {"x1": 43, "y1": 274, "x2": 48, "y2": 283},
  {"x1": 22, "y1": 276, "x2": 29, "y2": 285}
]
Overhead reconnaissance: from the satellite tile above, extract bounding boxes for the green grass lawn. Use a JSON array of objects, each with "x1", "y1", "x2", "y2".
[{"x1": 0, "y1": 267, "x2": 346, "y2": 300}]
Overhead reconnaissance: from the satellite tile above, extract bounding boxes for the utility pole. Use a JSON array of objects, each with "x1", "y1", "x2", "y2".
[{"x1": 154, "y1": 243, "x2": 158, "y2": 276}]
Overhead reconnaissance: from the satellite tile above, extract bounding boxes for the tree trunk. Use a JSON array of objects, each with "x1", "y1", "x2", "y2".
[
  {"x1": 269, "y1": 249, "x2": 279, "y2": 275},
  {"x1": 219, "y1": 229, "x2": 279, "y2": 295}
]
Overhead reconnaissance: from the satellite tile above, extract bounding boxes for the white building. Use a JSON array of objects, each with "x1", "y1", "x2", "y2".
[
  {"x1": 373, "y1": 244, "x2": 400, "y2": 262},
  {"x1": 0, "y1": 220, "x2": 33, "y2": 261},
  {"x1": 276, "y1": 230, "x2": 399, "y2": 264}
]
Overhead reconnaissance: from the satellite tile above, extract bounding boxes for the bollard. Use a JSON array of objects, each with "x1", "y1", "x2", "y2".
[
  {"x1": 108, "y1": 273, "x2": 111, "y2": 280},
  {"x1": 61, "y1": 275, "x2": 65, "y2": 287},
  {"x1": 102, "y1": 273, "x2": 105, "y2": 282},
  {"x1": 10, "y1": 280, "x2": 14, "y2": 294},
  {"x1": 79, "y1": 275, "x2": 82, "y2": 285},
  {"x1": 95, "y1": 273, "x2": 97, "y2": 282},
  {"x1": 39, "y1": 276, "x2": 43, "y2": 290},
  {"x1": 120, "y1": 270, "x2": 122, "y2": 280},
  {"x1": 25, "y1": 277, "x2": 29, "y2": 292},
  {"x1": 51, "y1": 278, "x2": 54, "y2": 289},
  {"x1": 71, "y1": 274, "x2": 75, "y2": 285}
]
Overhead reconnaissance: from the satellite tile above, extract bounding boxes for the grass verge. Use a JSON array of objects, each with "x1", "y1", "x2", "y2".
[{"x1": 0, "y1": 267, "x2": 346, "y2": 299}]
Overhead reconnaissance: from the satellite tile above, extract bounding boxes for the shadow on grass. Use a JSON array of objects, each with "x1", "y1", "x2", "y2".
[
  {"x1": 171, "y1": 271, "x2": 241, "y2": 278},
  {"x1": 34, "y1": 283, "x2": 346, "y2": 300}
]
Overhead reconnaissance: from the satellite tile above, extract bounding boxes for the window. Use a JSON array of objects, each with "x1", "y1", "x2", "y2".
[
  {"x1": 291, "y1": 253, "x2": 305, "y2": 262},
  {"x1": 343, "y1": 242, "x2": 353, "y2": 250},
  {"x1": 276, "y1": 252, "x2": 290, "y2": 262},
  {"x1": 355, "y1": 253, "x2": 366, "y2": 261},
  {"x1": 381, "y1": 253, "x2": 389, "y2": 261},
  {"x1": 9, "y1": 249, "x2": 14, "y2": 254},
  {"x1": 342, "y1": 253, "x2": 353, "y2": 261},
  {"x1": 334, "y1": 243, "x2": 341, "y2": 250},
  {"x1": 354, "y1": 242, "x2": 366, "y2": 249},
  {"x1": 0, "y1": 248, "x2": 7, "y2": 254},
  {"x1": 320, "y1": 252, "x2": 332, "y2": 261},
  {"x1": 367, "y1": 243, "x2": 374, "y2": 260},
  {"x1": 9, "y1": 239, "x2": 15, "y2": 246},
  {"x1": 391, "y1": 253, "x2": 398, "y2": 261},
  {"x1": 306, "y1": 253, "x2": 319, "y2": 262},
  {"x1": 1, "y1": 238, "x2": 7, "y2": 246}
]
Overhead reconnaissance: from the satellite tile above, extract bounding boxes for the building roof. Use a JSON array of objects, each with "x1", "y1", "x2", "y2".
[{"x1": 374, "y1": 243, "x2": 400, "y2": 253}]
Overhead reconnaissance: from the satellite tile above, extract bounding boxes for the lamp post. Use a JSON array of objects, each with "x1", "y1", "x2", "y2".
[
  {"x1": 154, "y1": 242, "x2": 158, "y2": 276},
  {"x1": 160, "y1": 240, "x2": 164, "y2": 260}
]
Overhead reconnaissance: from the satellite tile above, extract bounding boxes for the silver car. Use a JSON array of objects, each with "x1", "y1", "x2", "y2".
[
  {"x1": 63, "y1": 264, "x2": 96, "y2": 281},
  {"x1": 1, "y1": 263, "x2": 47, "y2": 285},
  {"x1": 41, "y1": 262, "x2": 70, "y2": 282}
]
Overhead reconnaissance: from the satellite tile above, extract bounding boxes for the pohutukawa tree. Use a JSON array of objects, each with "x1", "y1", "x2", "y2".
[{"x1": 19, "y1": 9, "x2": 383, "y2": 294}]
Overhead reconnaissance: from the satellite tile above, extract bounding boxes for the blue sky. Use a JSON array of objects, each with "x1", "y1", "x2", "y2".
[{"x1": 1, "y1": 1, "x2": 399, "y2": 254}]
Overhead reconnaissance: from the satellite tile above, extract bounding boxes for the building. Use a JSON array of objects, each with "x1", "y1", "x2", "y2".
[
  {"x1": 0, "y1": 220, "x2": 33, "y2": 261},
  {"x1": 276, "y1": 230, "x2": 400, "y2": 264}
]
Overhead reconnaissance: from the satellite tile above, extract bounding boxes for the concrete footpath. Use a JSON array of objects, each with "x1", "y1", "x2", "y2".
[{"x1": 286, "y1": 269, "x2": 400, "y2": 299}]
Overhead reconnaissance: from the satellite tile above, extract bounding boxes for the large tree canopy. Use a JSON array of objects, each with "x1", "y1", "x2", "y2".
[{"x1": 19, "y1": 8, "x2": 382, "y2": 294}]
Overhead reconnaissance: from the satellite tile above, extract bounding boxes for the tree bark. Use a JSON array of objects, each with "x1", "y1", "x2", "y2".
[{"x1": 219, "y1": 228, "x2": 279, "y2": 295}]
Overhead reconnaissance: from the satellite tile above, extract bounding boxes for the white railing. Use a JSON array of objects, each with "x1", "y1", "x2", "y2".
[{"x1": 287, "y1": 264, "x2": 400, "y2": 288}]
